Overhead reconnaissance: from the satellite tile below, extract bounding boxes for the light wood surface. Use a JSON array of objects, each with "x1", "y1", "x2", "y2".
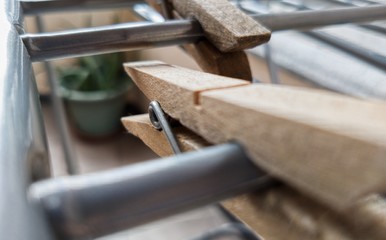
[
  {"x1": 182, "y1": 40, "x2": 252, "y2": 80},
  {"x1": 121, "y1": 114, "x2": 386, "y2": 240},
  {"x1": 122, "y1": 114, "x2": 210, "y2": 156},
  {"x1": 224, "y1": 191, "x2": 386, "y2": 240},
  {"x1": 124, "y1": 61, "x2": 386, "y2": 209},
  {"x1": 172, "y1": 10, "x2": 253, "y2": 80},
  {"x1": 169, "y1": 0, "x2": 271, "y2": 52},
  {"x1": 160, "y1": 5, "x2": 253, "y2": 81}
]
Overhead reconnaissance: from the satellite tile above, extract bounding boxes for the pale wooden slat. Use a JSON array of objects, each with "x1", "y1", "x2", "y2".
[
  {"x1": 121, "y1": 114, "x2": 386, "y2": 240},
  {"x1": 145, "y1": 2, "x2": 253, "y2": 80},
  {"x1": 172, "y1": 7, "x2": 252, "y2": 80},
  {"x1": 124, "y1": 61, "x2": 386, "y2": 208},
  {"x1": 121, "y1": 114, "x2": 210, "y2": 156},
  {"x1": 181, "y1": 40, "x2": 253, "y2": 81}
]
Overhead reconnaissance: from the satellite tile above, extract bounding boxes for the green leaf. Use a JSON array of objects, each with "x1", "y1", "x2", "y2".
[{"x1": 57, "y1": 52, "x2": 131, "y2": 92}]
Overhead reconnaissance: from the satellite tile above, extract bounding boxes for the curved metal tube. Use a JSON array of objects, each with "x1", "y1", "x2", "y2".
[
  {"x1": 0, "y1": 0, "x2": 53, "y2": 239},
  {"x1": 30, "y1": 143, "x2": 272, "y2": 240}
]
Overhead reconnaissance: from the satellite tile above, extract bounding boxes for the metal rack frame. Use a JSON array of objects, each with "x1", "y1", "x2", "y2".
[{"x1": 1, "y1": 0, "x2": 386, "y2": 239}]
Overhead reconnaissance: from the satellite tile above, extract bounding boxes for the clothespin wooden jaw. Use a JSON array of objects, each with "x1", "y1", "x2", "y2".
[
  {"x1": 123, "y1": 61, "x2": 386, "y2": 210},
  {"x1": 168, "y1": 0, "x2": 271, "y2": 52},
  {"x1": 121, "y1": 114, "x2": 386, "y2": 240},
  {"x1": 147, "y1": 0, "x2": 271, "y2": 51},
  {"x1": 145, "y1": 0, "x2": 272, "y2": 81}
]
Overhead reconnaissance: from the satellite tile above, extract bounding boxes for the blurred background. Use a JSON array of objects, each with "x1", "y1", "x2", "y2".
[{"x1": 24, "y1": 0, "x2": 386, "y2": 239}]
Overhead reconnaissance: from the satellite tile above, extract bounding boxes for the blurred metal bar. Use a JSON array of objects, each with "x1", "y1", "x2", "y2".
[
  {"x1": 254, "y1": 4, "x2": 386, "y2": 31},
  {"x1": 22, "y1": 20, "x2": 204, "y2": 61},
  {"x1": 327, "y1": 0, "x2": 386, "y2": 35},
  {"x1": 22, "y1": 5, "x2": 386, "y2": 62},
  {"x1": 324, "y1": 0, "x2": 375, "y2": 6},
  {"x1": 264, "y1": 44, "x2": 281, "y2": 84},
  {"x1": 132, "y1": 3, "x2": 166, "y2": 22},
  {"x1": 280, "y1": 0, "x2": 386, "y2": 36},
  {"x1": 35, "y1": 16, "x2": 78, "y2": 175},
  {"x1": 21, "y1": 0, "x2": 143, "y2": 15},
  {"x1": 0, "y1": 0, "x2": 53, "y2": 239},
  {"x1": 360, "y1": 24, "x2": 386, "y2": 35},
  {"x1": 276, "y1": 1, "x2": 386, "y2": 70},
  {"x1": 304, "y1": 31, "x2": 386, "y2": 70},
  {"x1": 30, "y1": 143, "x2": 272, "y2": 240}
]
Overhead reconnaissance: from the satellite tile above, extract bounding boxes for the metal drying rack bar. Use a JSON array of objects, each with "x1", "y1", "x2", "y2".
[
  {"x1": 1, "y1": 0, "x2": 386, "y2": 239},
  {"x1": 22, "y1": 4, "x2": 386, "y2": 61}
]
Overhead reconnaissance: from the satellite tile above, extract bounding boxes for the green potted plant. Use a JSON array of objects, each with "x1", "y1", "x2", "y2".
[{"x1": 58, "y1": 52, "x2": 132, "y2": 138}]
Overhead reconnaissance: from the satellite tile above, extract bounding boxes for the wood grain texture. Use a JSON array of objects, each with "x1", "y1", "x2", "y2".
[
  {"x1": 169, "y1": 0, "x2": 271, "y2": 52},
  {"x1": 121, "y1": 114, "x2": 386, "y2": 240},
  {"x1": 121, "y1": 114, "x2": 210, "y2": 156},
  {"x1": 172, "y1": 11, "x2": 252, "y2": 81},
  {"x1": 182, "y1": 40, "x2": 252, "y2": 80},
  {"x1": 224, "y1": 190, "x2": 386, "y2": 240},
  {"x1": 124, "y1": 61, "x2": 386, "y2": 209},
  {"x1": 146, "y1": 4, "x2": 253, "y2": 80}
]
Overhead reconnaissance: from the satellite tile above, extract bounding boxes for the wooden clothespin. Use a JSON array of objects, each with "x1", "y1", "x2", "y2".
[
  {"x1": 122, "y1": 114, "x2": 386, "y2": 240},
  {"x1": 146, "y1": 0, "x2": 271, "y2": 81},
  {"x1": 168, "y1": 0, "x2": 271, "y2": 52},
  {"x1": 122, "y1": 61, "x2": 386, "y2": 210}
]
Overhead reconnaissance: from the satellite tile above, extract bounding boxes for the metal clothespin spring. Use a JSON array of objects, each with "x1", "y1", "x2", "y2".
[
  {"x1": 148, "y1": 101, "x2": 182, "y2": 154},
  {"x1": 149, "y1": 101, "x2": 263, "y2": 240}
]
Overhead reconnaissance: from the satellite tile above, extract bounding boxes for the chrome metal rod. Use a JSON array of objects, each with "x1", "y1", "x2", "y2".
[
  {"x1": 254, "y1": 4, "x2": 386, "y2": 31},
  {"x1": 21, "y1": 0, "x2": 143, "y2": 15},
  {"x1": 264, "y1": 44, "x2": 281, "y2": 84},
  {"x1": 0, "y1": 0, "x2": 53, "y2": 239},
  {"x1": 304, "y1": 31, "x2": 386, "y2": 70},
  {"x1": 35, "y1": 16, "x2": 78, "y2": 175},
  {"x1": 324, "y1": 0, "x2": 376, "y2": 7},
  {"x1": 30, "y1": 143, "x2": 272, "y2": 240},
  {"x1": 276, "y1": 1, "x2": 386, "y2": 70},
  {"x1": 22, "y1": 20, "x2": 204, "y2": 62},
  {"x1": 334, "y1": 0, "x2": 386, "y2": 35},
  {"x1": 22, "y1": 5, "x2": 386, "y2": 62},
  {"x1": 280, "y1": 0, "x2": 386, "y2": 36}
]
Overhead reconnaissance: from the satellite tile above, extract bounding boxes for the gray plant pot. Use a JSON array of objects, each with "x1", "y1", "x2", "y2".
[{"x1": 60, "y1": 83, "x2": 131, "y2": 138}]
